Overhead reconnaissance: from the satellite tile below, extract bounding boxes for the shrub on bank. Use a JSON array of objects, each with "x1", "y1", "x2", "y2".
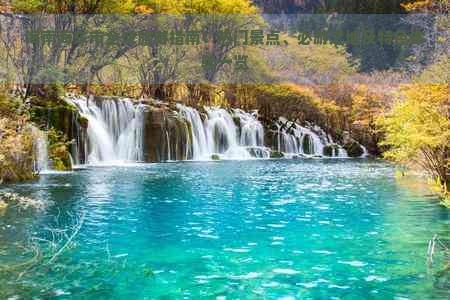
[{"x1": 0, "y1": 116, "x2": 36, "y2": 183}]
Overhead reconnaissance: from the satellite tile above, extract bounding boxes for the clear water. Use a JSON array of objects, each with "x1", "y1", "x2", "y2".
[{"x1": 1, "y1": 160, "x2": 449, "y2": 299}]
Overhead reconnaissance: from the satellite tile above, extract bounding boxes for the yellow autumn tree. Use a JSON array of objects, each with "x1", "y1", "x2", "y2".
[
  {"x1": 377, "y1": 83, "x2": 449, "y2": 188},
  {"x1": 350, "y1": 85, "x2": 389, "y2": 148}
]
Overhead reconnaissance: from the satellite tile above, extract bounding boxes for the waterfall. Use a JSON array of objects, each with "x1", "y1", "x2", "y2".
[
  {"x1": 177, "y1": 105, "x2": 268, "y2": 160},
  {"x1": 337, "y1": 147, "x2": 348, "y2": 158},
  {"x1": 165, "y1": 129, "x2": 171, "y2": 161},
  {"x1": 66, "y1": 96, "x2": 356, "y2": 163},
  {"x1": 66, "y1": 96, "x2": 145, "y2": 164},
  {"x1": 275, "y1": 118, "x2": 347, "y2": 158},
  {"x1": 204, "y1": 107, "x2": 244, "y2": 158},
  {"x1": 233, "y1": 108, "x2": 270, "y2": 158},
  {"x1": 32, "y1": 127, "x2": 49, "y2": 172},
  {"x1": 176, "y1": 104, "x2": 209, "y2": 160},
  {"x1": 360, "y1": 145, "x2": 369, "y2": 158},
  {"x1": 233, "y1": 109, "x2": 264, "y2": 147}
]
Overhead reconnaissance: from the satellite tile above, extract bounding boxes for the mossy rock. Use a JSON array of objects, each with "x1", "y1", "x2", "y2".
[
  {"x1": 344, "y1": 141, "x2": 364, "y2": 158},
  {"x1": 49, "y1": 142, "x2": 72, "y2": 171},
  {"x1": 50, "y1": 152, "x2": 72, "y2": 171},
  {"x1": 246, "y1": 147, "x2": 258, "y2": 157},
  {"x1": 323, "y1": 145, "x2": 334, "y2": 157},
  {"x1": 232, "y1": 116, "x2": 241, "y2": 128},
  {"x1": 302, "y1": 134, "x2": 313, "y2": 155},
  {"x1": 78, "y1": 116, "x2": 89, "y2": 128},
  {"x1": 29, "y1": 100, "x2": 78, "y2": 133},
  {"x1": 323, "y1": 144, "x2": 339, "y2": 157},
  {"x1": 211, "y1": 154, "x2": 220, "y2": 160},
  {"x1": 270, "y1": 150, "x2": 284, "y2": 158},
  {"x1": 213, "y1": 126, "x2": 229, "y2": 153}
]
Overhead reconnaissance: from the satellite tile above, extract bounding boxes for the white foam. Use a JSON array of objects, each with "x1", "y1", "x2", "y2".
[
  {"x1": 338, "y1": 260, "x2": 367, "y2": 267},
  {"x1": 273, "y1": 268, "x2": 300, "y2": 275},
  {"x1": 224, "y1": 248, "x2": 250, "y2": 253},
  {"x1": 229, "y1": 272, "x2": 260, "y2": 280},
  {"x1": 365, "y1": 275, "x2": 388, "y2": 282}
]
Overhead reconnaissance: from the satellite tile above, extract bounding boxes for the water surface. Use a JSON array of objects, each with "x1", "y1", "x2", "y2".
[{"x1": 1, "y1": 160, "x2": 449, "y2": 299}]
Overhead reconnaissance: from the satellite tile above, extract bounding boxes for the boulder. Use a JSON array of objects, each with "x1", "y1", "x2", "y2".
[
  {"x1": 142, "y1": 106, "x2": 193, "y2": 162},
  {"x1": 264, "y1": 130, "x2": 279, "y2": 150},
  {"x1": 323, "y1": 144, "x2": 339, "y2": 157},
  {"x1": 29, "y1": 98, "x2": 87, "y2": 166},
  {"x1": 302, "y1": 134, "x2": 313, "y2": 155},
  {"x1": 270, "y1": 150, "x2": 284, "y2": 158},
  {"x1": 343, "y1": 141, "x2": 364, "y2": 157}
]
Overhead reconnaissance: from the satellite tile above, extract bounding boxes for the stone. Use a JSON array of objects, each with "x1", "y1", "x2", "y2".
[
  {"x1": 344, "y1": 141, "x2": 364, "y2": 157},
  {"x1": 270, "y1": 150, "x2": 284, "y2": 158},
  {"x1": 323, "y1": 144, "x2": 339, "y2": 157},
  {"x1": 264, "y1": 130, "x2": 278, "y2": 149},
  {"x1": 302, "y1": 134, "x2": 313, "y2": 155},
  {"x1": 142, "y1": 105, "x2": 193, "y2": 162}
]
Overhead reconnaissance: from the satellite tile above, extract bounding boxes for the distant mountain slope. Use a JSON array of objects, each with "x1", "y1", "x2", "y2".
[
  {"x1": 253, "y1": 0, "x2": 323, "y2": 13},
  {"x1": 254, "y1": 0, "x2": 408, "y2": 14}
]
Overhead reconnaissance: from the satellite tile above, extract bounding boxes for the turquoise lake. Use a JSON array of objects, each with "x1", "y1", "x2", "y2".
[{"x1": 0, "y1": 159, "x2": 449, "y2": 299}]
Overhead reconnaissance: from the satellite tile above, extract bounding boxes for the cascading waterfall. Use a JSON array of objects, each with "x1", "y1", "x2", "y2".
[
  {"x1": 31, "y1": 127, "x2": 49, "y2": 172},
  {"x1": 204, "y1": 107, "x2": 249, "y2": 159},
  {"x1": 234, "y1": 108, "x2": 270, "y2": 158},
  {"x1": 176, "y1": 104, "x2": 209, "y2": 160},
  {"x1": 66, "y1": 96, "x2": 145, "y2": 164},
  {"x1": 275, "y1": 117, "x2": 347, "y2": 158},
  {"x1": 177, "y1": 105, "x2": 269, "y2": 160},
  {"x1": 360, "y1": 145, "x2": 369, "y2": 158},
  {"x1": 234, "y1": 109, "x2": 264, "y2": 147},
  {"x1": 65, "y1": 97, "x2": 363, "y2": 164}
]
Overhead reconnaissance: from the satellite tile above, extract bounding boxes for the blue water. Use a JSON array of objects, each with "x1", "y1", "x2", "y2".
[{"x1": 0, "y1": 160, "x2": 449, "y2": 299}]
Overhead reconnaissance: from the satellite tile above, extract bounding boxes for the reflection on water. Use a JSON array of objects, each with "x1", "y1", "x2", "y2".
[{"x1": 0, "y1": 160, "x2": 449, "y2": 299}]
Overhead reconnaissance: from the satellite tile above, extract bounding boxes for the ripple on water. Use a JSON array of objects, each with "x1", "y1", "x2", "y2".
[
  {"x1": 297, "y1": 282, "x2": 317, "y2": 288},
  {"x1": 271, "y1": 199, "x2": 296, "y2": 206},
  {"x1": 273, "y1": 269, "x2": 300, "y2": 275},
  {"x1": 262, "y1": 281, "x2": 280, "y2": 288},
  {"x1": 267, "y1": 224, "x2": 285, "y2": 228},
  {"x1": 223, "y1": 248, "x2": 250, "y2": 253},
  {"x1": 365, "y1": 275, "x2": 388, "y2": 282},
  {"x1": 337, "y1": 260, "x2": 367, "y2": 267},
  {"x1": 1, "y1": 160, "x2": 447, "y2": 299},
  {"x1": 312, "y1": 250, "x2": 334, "y2": 255},
  {"x1": 229, "y1": 272, "x2": 260, "y2": 280}
]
